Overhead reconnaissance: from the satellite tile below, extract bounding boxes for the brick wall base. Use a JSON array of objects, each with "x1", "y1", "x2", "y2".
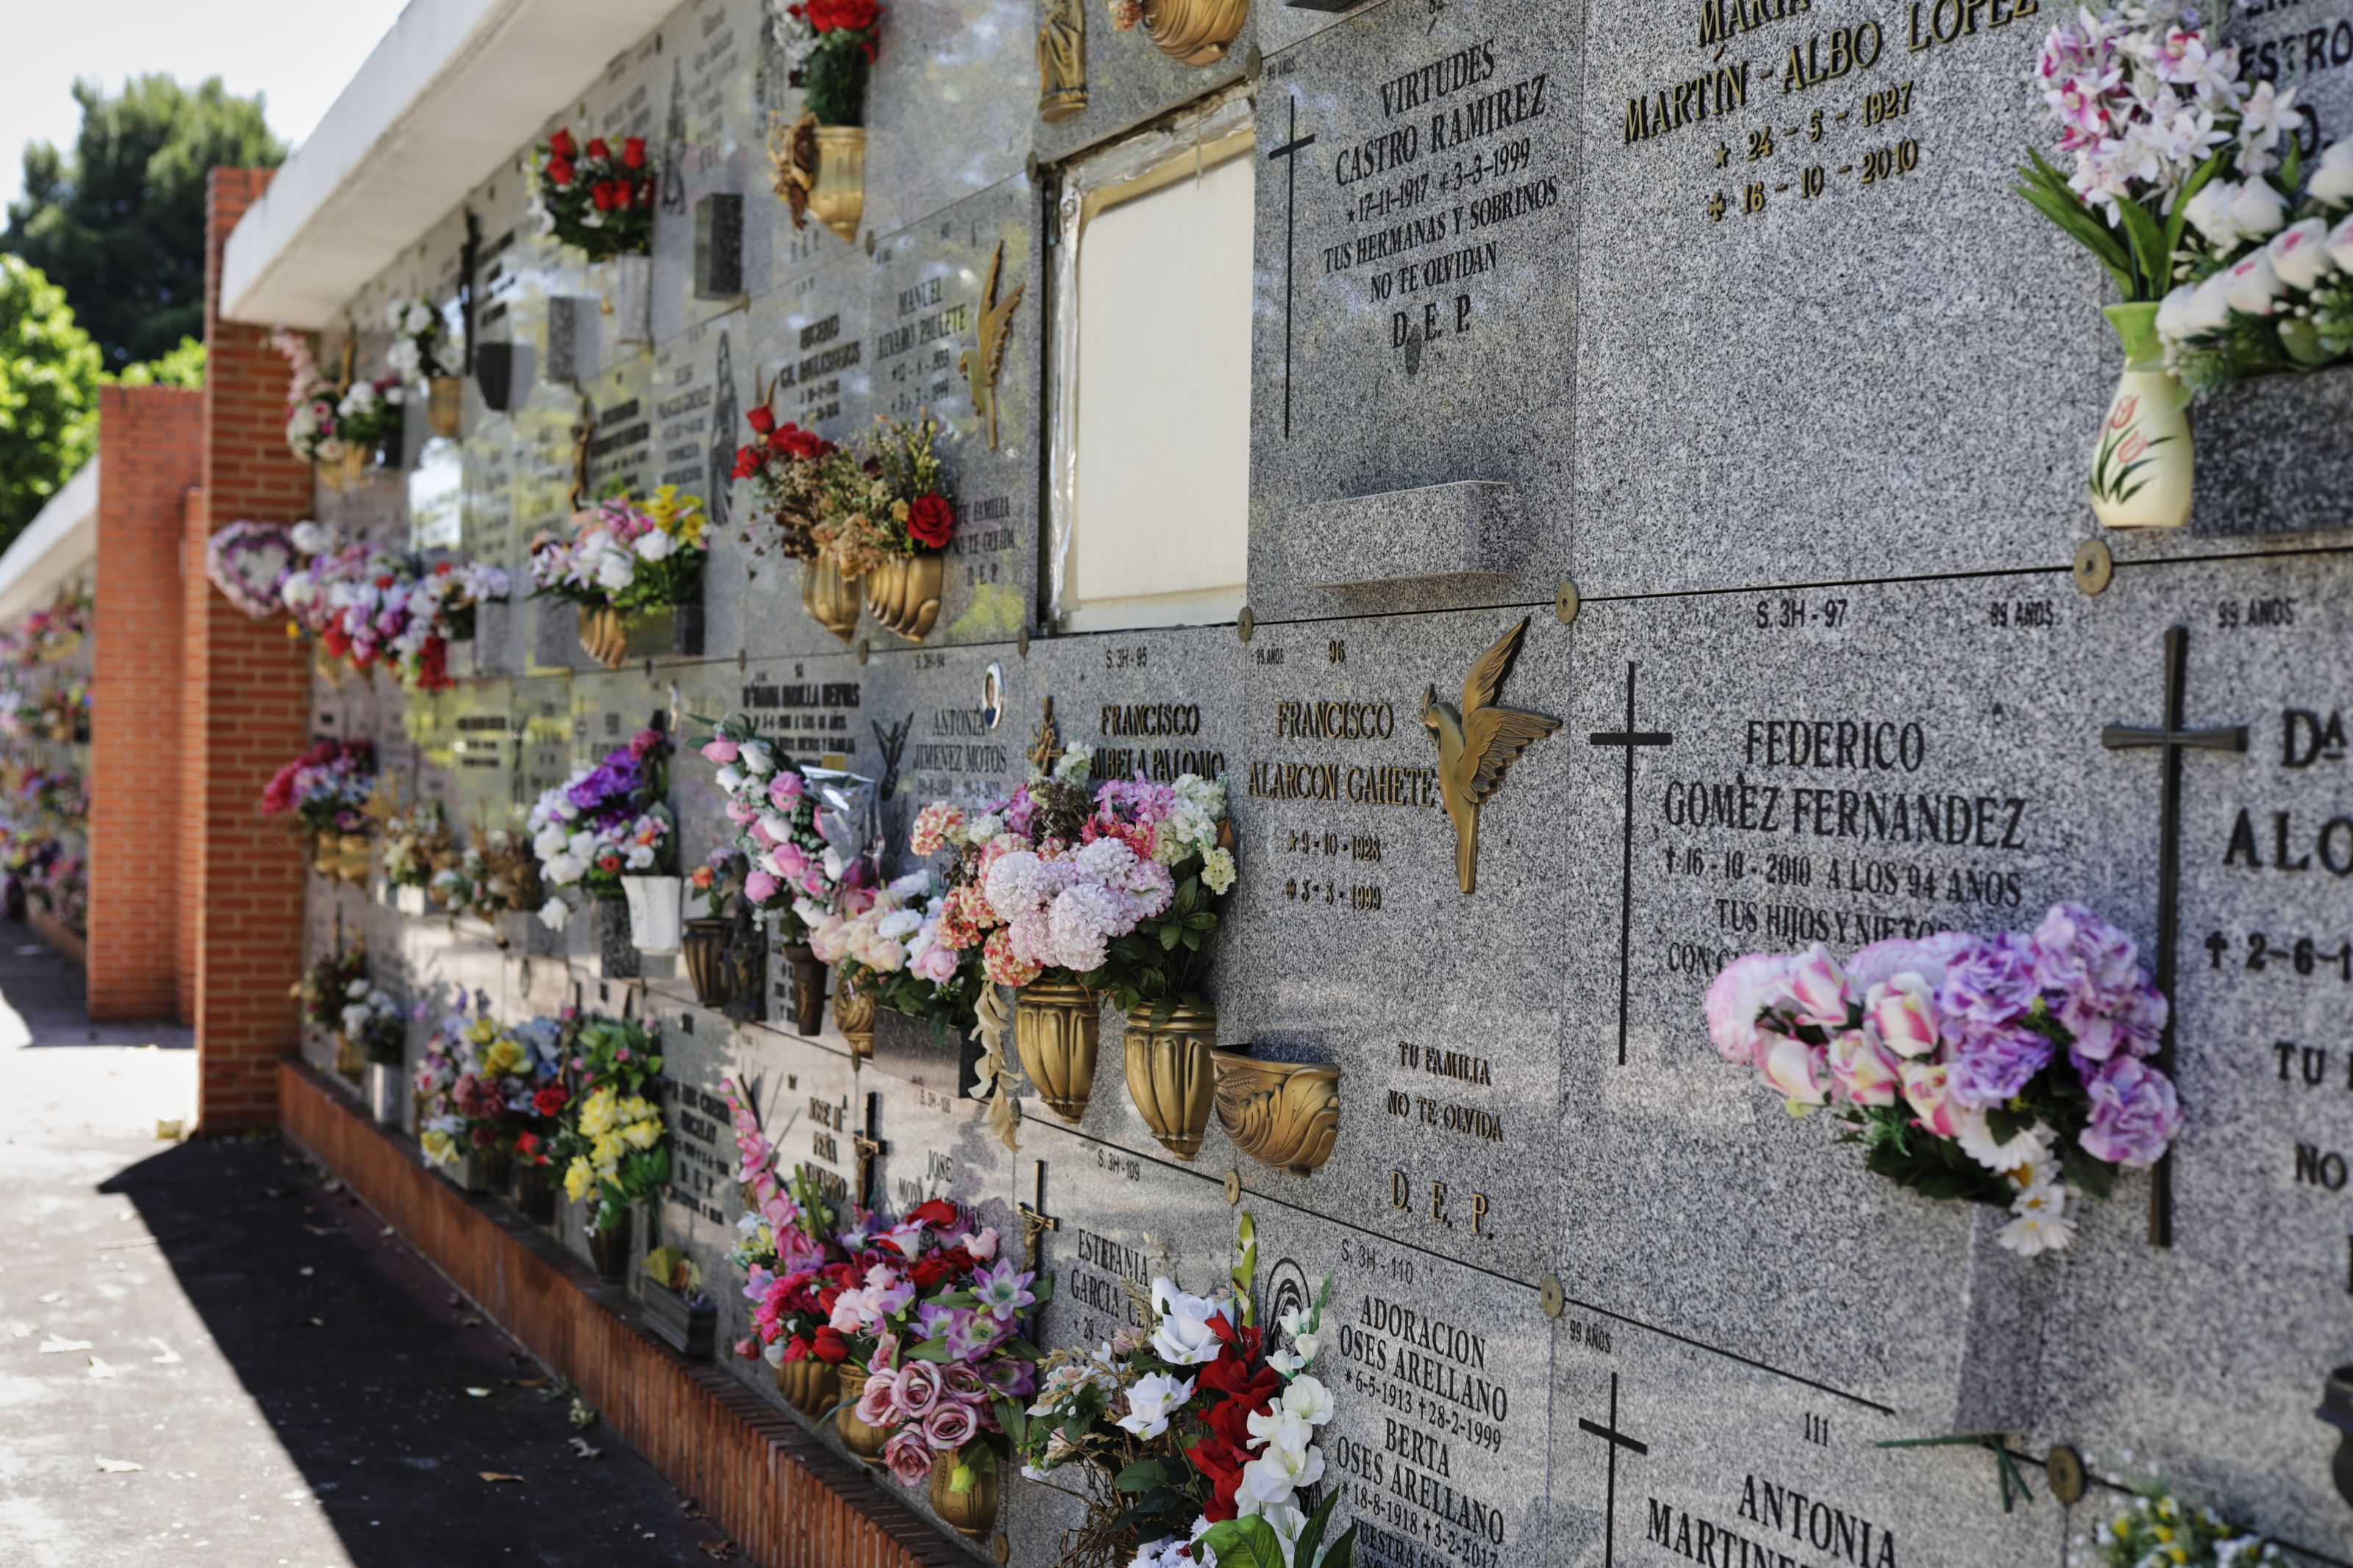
[{"x1": 276, "y1": 1062, "x2": 966, "y2": 1568}]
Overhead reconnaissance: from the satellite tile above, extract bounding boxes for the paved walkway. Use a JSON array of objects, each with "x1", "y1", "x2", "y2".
[{"x1": 0, "y1": 933, "x2": 737, "y2": 1567}]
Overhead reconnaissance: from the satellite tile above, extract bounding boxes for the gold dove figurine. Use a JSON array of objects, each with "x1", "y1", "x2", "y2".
[
  {"x1": 1421, "y1": 617, "x2": 1560, "y2": 894},
  {"x1": 959, "y1": 241, "x2": 1026, "y2": 451}
]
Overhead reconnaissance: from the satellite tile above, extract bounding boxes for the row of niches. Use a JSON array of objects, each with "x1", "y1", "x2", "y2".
[{"x1": 282, "y1": 545, "x2": 2353, "y2": 1563}]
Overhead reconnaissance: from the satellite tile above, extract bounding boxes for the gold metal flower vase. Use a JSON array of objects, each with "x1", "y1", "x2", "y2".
[
  {"x1": 1124, "y1": 1006, "x2": 1218, "y2": 1159},
  {"x1": 810, "y1": 126, "x2": 865, "y2": 243},
  {"x1": 833, "y1": 968, "x2": 876, "y2": 1059},
  {"x1": 774, "y1": 1356, "x2": 840, "y2": 1420},
  {"x1": 2088, "y1": 301, "x2": 2192, "y2": 532},
  {"x1": 834, "y1": 1366, "x2": 890, "y2": 1461},
  {"x1": 1211, "y1": 1050, "x2": 1340, "y2": 1175},
  {"x1": 337, "y1": 832, "x2": 374, "y2": 884},
  {"x1": 801, "y1": 555, "x2": 862, "y2": 642},
  {"x1": 1015, "y1": 978, "x2": 1101, "y2": 1121},
  {"x1": 576, "y1": 604, "x2": 630, "y2": 669},
  {"x1": 862, "y1": 554, "x2": 943, "y2": 642},
  {"x1": 1143, "y1": 0, "x2": 1250, "y2": 65},
  {"x1": 426, "y1": 376, "x2": 463, "y2": 439},
  {"x1": 340, "y1": 443, "x2": 370, "y2": 487},
  {"x1": 928, "y1": 1461, "x2": 1000, "y2": 1539},
  {"x1": 682, "y1": 917, "x2": 734, "y2": 1007}
]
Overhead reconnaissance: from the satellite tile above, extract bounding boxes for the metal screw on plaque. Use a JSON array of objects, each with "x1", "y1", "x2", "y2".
[
  {"x1": 1555, "y1": 579, "x2": 1581, "y2": 626},
  {"x1": 1224, "y1": 1169, "x2": 1241, "y2": 1204},
  {"x1": 1540, "y1": 1275, "x2": 1564, "y2": 1319},
  {"x1": 1237, "y1": 606, "x2": 1254, "y2": 643},
  {"x1": 2073, "y1": 538, "x2": 2115, "y2": 596},
  {"x1": 2045, "y1": 1444, "x2": 2087, "y2": 1505},
  {"x1": 854, "y1": 637, "x2": 870, "y2": 666},
  {"x1": 993, "y1": 1533, "x2": 1011, "y2": 1564}
]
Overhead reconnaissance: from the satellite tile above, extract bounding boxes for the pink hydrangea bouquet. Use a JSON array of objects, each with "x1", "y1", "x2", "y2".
[
  {"x1": 1705, "y1": 903, "x2": 2183, "y2": 1256},
  {"x1": 837, "y1": 1195, "x2": 1042, "y2": 1492}
]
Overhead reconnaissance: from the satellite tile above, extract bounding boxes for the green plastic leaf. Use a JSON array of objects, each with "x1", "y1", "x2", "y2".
[
  {"x1": 1323, "y1": 1522, "x2": 1359, "y2": 1568},
  {"x1": 1199, "y1": 1518, "x2": 1288, "y2": 1568},
  {"x1": 1116, "y1": 1458, "x2": 1168, "y2": 1492}
]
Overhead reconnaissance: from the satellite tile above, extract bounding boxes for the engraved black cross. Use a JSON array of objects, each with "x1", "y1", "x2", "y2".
[
  {"x1": 851, "y1": 1091, "x2": 886, "y2": 1212},
  {"x1": 2102, "y1": 624, "x2": 2246, "y2": 1248},
  {"x1": 1017, "y1": 1161, "x2": 1061, "y2": 1273},
  {"x1": 1588, "y1": 662, "x2": 1674, "y2": 1066},
  {"x1": 1577, "y1": 1372, "x2": 1648, "y2": 1567},
  {"x1": 1266, "y1": 94, "x2": 1316, "y2": 440}
]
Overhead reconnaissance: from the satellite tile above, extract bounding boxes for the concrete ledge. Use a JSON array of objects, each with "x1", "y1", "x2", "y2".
[
  {"x1": 1286, "y1": 481, "x2": 1523, "y2": 591},
  {"x1": 277, "y1": 1060, "x2": 964, "y2": 1568}
]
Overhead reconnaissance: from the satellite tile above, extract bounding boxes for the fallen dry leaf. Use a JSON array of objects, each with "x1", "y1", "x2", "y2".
[
  {"x1": 304, "y1": 1317, "x2": 324, "y2": 1328},
  {"x1": 94, "y1": 1458, "x2": 142, "y2": 1473},
  {"x1": 696, "y1": 1542, "x2": 738, "y2": 1561},
  {"x1": 302, "y1": 1225, "x2": 333, "y2": 1237},
  {"x1": 299, "y1": 1267, "x2": 315, "y2": 1277},
  {"x1": 38, "y1": 1337, "x2": 93, "y2": 1354},
  {"x1": 464, "y1": 1386, "x2": 493, "y2": 1397},
  {"x1": 568, "y1": 1438, "x2": 602, "y2": 1460},
  {"x1": 86, "y1": 1357, "x2": 115, "y2": 1380},
  {"x1": 500, "y1": 1378, "x2": 549, "y2": 1389},
  {"x1": 478, "y1": 1472, "x2": 525, "y2": 1484},
  {"x1": 460, "y1": 1316, "x2": 482, "y2": 1327}
]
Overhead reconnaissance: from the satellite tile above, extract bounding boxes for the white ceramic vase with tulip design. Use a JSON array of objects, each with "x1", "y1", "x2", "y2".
[{"x1": 2088, "y1": 301, "x2": 2193, "y2": 531}]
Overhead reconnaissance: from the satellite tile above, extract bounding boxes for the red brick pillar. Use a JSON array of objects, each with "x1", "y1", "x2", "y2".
[
  {"x1": 176, "y1": 486, "x2": 204, "y2": 1029},
  {"x1": 89, "y1": 385, "x2": 201, "y2": 1020},
  {"x1": 193, "y1": 167, "x2": 314, "y2": 1131}
]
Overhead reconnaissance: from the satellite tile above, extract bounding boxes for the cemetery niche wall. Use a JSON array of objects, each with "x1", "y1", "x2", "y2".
[{"x1": 229, "y1": 0, "x2": 2353, "y2": 1561}]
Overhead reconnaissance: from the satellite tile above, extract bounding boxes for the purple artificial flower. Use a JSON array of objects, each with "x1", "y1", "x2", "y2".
[
  {"x1": 2078, "y1": 1056, "x2": 2184, "y2": 1168},
  {"x1": 1937, "y1": 932, "x2": 2039, "y2": 1037},
  {"x1": 2032, "y1": 903, "x2": 2157, "y2": 1062},
  {"x1": 980, "y1": 1358, "x2": 1036, "y2": 1400},
  {"x1": 971, "y1": 1257, "x2": 1038, "y2": 1323},
  {"x1": 1946, "y1": 1023, "x2": 2052, "y2": 1109},
  {"x1": 943, "y1": 1311, "x2": 999, "y2": 1364}
]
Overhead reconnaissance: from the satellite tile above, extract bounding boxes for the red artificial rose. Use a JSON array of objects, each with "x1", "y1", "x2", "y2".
[
  {"x1": 812, "y1": 1326, "x2": 851, "y2": 1364},
  {"x1": 532, "y1": 1085, "x2": 570, "y2": 1117},
  {"x1": 905, "y1": 491, "x2": 953, "y2": 550},
  {"x1": 782, "y1": 1335, "x2": 811, "y2": 1362},
  {"x1": 622, "y1": 136, "x2": 647, "y2": 168},
  {"x1": 415, "y1": 635, "x2": 451, "y2": 692},
  {"x1": 591, "y1": 182, "x2": 618, "y2": 211},
  {"x1": 907, "y1": 1197, "x2": 960, "y2": 1231},
  {"x1": 815, "y1": 0, "x2": 880, "y2": 31},
  {"x1": 1187, "y1": 1436, "x2": 1246, "y2": 1522},
  {"x1": 586, "y1": 136, "x2": 611, "y2": 160},
  {"x1": 547, "y1": 157, "x2": 575, "y2": 187},
  {"x1": 549, "y1": 129, "x2": 576, "y2": 159},
  {"x1": 746, "y1": 405, "x2": 777, "y2": 436},
  {"x1": 732, "y1": 445, "x2": 763, "y2": 480}
]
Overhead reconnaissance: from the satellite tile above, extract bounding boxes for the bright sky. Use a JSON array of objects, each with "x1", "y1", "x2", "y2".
[{"x1": 2, "y1": 0, "x2": 412, "y2": 210}]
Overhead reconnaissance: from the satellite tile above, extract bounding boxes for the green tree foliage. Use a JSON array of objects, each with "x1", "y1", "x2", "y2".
[
  {"x1": 5, "y1": 75, "x2": 284, "y2": 370},
  {"x1": 0, "y1": 256, "x2": 101, "y2": 548},
  {"x1": 110, "y1": 337, "x2": 204, "y2": 389}
]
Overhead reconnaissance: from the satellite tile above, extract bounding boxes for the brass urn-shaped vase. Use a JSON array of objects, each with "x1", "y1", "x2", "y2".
[
  {"x1": 1211, "y1": 1050, "x2": 1340, "y2": 1175},
  {"x1": 426, "y1": 376, "x2": 463, "y2": 439},
  {"x1": 682, "y1": 917, "x2": 734, "y2": 1007},
  {"x1": 928, "y1": 1461, "x2": 1000, "y2": 1539},
  {"x1": 340, "y1": 443, "x2": 370, "y2": 487},
  {"x1": 576, "y1": 604, "x2": 630, "y2": 670},
  {"x1": 834, "y1": 968, "x2": 875, "y2": 1059},
  {"x1": 332, "y1": 1031, "x2": 367, "y2": 1080},
  {"x1": 1015, "y1": 978, "x2": 1101, "y2": 1122},
  {"x1": 776, "y1": 1356, "x2": 841, "y2": 1420},
  {"x1": 801, "y1": 556, "x2": 862, "y2": 642},
  {"x1": 1142, "y1": 0, "x2": 1250, "y2": 65},
  {"x1": 1124, "y1": 1006, "x2": 1218, "y2": 1159},
  {"x1": 835, "y1": 1366, "x2": 890, "y2": 1461},
  {"x1": 810, "y1": 126, "x2": 866, "y2": 243},
  {"x1": 337, "y1": 832, "x2": 374, "y2": 885},
  {"x1": 862, "y1": 553, "x2": 943, "y2": 642}
]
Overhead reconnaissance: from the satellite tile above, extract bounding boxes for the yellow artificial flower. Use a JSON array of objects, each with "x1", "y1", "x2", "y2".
[
  {"x1": 482, "y1": 1037, "x2": 525, "y2": 1076},
  {"x1": 463, "y1": 1018, "x2": 498, "y2": 1046},
  {"x1": 421, "y1": 1128, "x2": 456, "y2": 1166},
  {"x1": 578, "y1": 1086, "x2": 617, "y2": 1136},
  {"x1": 564, "y1": 1157, "x2": 594, "y2": 1201},
  {"x1": 621, "y1": 1117, "x2": 662, "y2": 1151},
  {"x1": 890, "y1": 501, "x2": 910, "y2": 523},
  {"x1": 2154, "y1": 1528, "x2": 2174, "y2": 1544},
  {"x1": 589, "y1": 1131, "x2": 624, "y2": 1170}
]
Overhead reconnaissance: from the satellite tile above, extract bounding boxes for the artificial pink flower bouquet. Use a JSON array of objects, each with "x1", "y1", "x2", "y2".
[{"x1": 1705, "y1": 903, "x2": 2183, "y2": 1255}]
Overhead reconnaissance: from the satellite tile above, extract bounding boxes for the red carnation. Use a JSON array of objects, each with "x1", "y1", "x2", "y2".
[
  {"x1": 811, "y1": 1326, "x2": 851, "y2": 1364},
  {"x1": 622, "y1": 136, "x2": 647, "y2": 168},
  {"x1": 732, "y1": 445, "x2": 764, "y2": 480},
  {"x1": 549, "y1": 129, "x2": 576, "y2": 159},
  {"x1": 906, "y1": 491, "x2": 954, "y2": 550},
  {"x1": 586, "y1": 136, "x2": 611, "y2": 160},
  {"x1": 746, "y1": 405, "x2": 776, "y2": 436}
]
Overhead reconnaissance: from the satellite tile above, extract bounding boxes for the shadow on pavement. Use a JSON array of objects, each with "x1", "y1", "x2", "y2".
[{"x1": 99, "y1": 1135, "x2": 732, "y2": 1567}]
